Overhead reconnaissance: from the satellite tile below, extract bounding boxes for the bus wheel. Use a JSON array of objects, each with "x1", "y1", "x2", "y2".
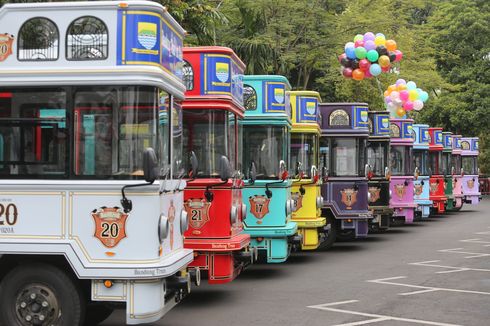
[
  {"x1": 84, "y1": 303, "x2": 114, "y2": 325},
  {"x1": 0, "y1": 263, "x2": 85, "y2": 326},
  {"x1": 317, "y1": 216, "x2": 337, "y2": 250}
]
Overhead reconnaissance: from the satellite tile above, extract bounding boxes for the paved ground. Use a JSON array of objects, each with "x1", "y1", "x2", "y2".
[{"x1": 105, "y1": 198, "x2": 490, "y2": 326}]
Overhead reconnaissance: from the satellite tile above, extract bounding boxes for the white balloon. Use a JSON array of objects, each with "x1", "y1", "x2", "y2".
[
  {"x1": 390, "y1": 91, "x2": 400, "y2": 101},
  {"x1": 413, "y1": 100, "x2": 424, "y2": 111}
]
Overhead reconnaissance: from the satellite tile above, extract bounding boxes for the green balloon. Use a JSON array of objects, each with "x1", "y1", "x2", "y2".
[
  {"x1": 355, "y1": 47, "x2": 367, "y2": 59},
  {"x1": 366, "y1": 49, "x2": 379, "y2": 63}
]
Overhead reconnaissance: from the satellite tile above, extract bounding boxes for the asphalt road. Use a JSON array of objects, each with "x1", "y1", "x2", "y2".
[{"x1": 105, "y1": 198, "x2": 490, "y2": 326}]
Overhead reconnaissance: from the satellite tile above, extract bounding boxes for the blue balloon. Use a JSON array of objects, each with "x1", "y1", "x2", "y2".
[
  {"x1": 420, "y1": 91, "x2": 429, "y2": 102},
  {"x1": 406, "y1": 81, "x2": 417, "y2": 90},
  {"x1": 346, "y1": 47, "x2": 356, "y2": 59},
  {"x1": 369, "y1": 63, "x2": 382, "y2": 76},
  {"x1": 345, "y1": 42, "x2": 355, "y2": 51}
]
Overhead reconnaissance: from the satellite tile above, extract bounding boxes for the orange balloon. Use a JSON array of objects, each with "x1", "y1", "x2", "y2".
[
  {"x1": 352, "y1": 69, "x2": 365, "y2": 81},
  {"x1": 397, "y1": 83, "x2": 407, "y2": 91},
  {"x1": 388, "y1": 85, "x2": 397, "y2": 93},
  {"x1": 396, "y1": 107, "x2": 406, "y2": 117},
  {"x1": 384, "y1": 90, "x2": 390, "y2": 97},
  {"x1": 386, "y1": 40, "x2": 397, "y2": 52},
  {"x1": 378, "y1": 55, "x2": 391, "y2": 68}
]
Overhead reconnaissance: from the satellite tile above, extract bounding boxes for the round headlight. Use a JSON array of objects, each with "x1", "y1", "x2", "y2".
[
  {"x1": 241, "y1": 203, "x2": 247, "y2": 220},
  {"x1": 316, "y1": 196, "x2": 323, "y2": 208},
  {"x1": 230, "y1": 205, "x2": 238, "y2": 224},
  {"x1": 367, "y1": 191, "x2": 372, "y2": 202},
  {"x1": 389, "y1": 189, "x2": 393, "y2": 199},
  {"x1": 286, "y1": 199, "x2": 292, "y2": 216},
  {"x1": 158, "y1": 214, "x2": 169, "y2": 243},
  {"x1": 180, "y1": 210, "x2": 188, "y2": 234}
]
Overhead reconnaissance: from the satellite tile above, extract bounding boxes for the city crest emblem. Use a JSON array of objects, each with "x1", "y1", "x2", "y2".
[
  {"x1": 467, "y1": 179, "x2": 475, "y2": 189},
  {"x1": 360, "y1": 110, "x2": 368, "y2": 122},
  {"x1": 137, "y1": 22, "x2": 157, "y2": 50},
  {"x1": 340, "y1": 188, "x2": 358, "y2": 210},
  {"x1": 430, "y1": 182, "x2": 438, "y2": 193},
  {"x1": 0, "y1": 34, "x2": 14, "y2": 62},
  {"x1": 274, "y1": 87, "x2": 285, "y2": 104},
  {"x1": 381, "y1": 117, "x2": 389, "y2": 129},
  {"x1": 184, "y1": 198, "x2": 211, "y2": 229},
  {"x1": 215, "y1": 62, "x2": 229, "y2": 83},
  {"x1": 306, "y1": 101, "x2": 316, "y2": 115},
  {"x1": 249, "y1": 195, "x2": 270, "y2": 222},
  {"x1": 291, "y1": 192, "x2": 303, "y2": 212},
  {"x1": 394, "y1": 184, "x2": 406, "y2": 199},
  {"x1": 92, "y1": 207, "x2": 129, "y2": 248},
  {"x1": 368, "y1": 187, "x2": 380, "y2": 203},
  {"x1": 414, "y1": 184, "x2": 423, "y2": 196}
]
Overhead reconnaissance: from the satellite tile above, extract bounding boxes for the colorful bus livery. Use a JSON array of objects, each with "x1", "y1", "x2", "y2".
[
  {"x1": 181, "y1": 47, "x2": 253, "y2": 284},
  {"x1": 412, "y1": 124, "x2": 432, "y2": 219},
  {"x1": 241, "y1": 75, "x2": 298, "y2": 263},
  {"x1": 289, "y1": 91, "x2": 326, "y2": 250},
  {"x1": 461, "y1": 137, "x2": 480, "y2": 205},
  {"x1": 429, "y1": 127, "x2": 447, "y2": 214},
  {"x1": 319, "y1": 103, "x2": 371, "y2": 245},
  {"x1": 451, "y1": 134, "x2": 464, "y2": 210},
  {"x1": 442, "y1": 132, "x2": 455, "y2": 210},
  {"x1": 0, "y1": 2, "x2": 193, "y2": 325}
]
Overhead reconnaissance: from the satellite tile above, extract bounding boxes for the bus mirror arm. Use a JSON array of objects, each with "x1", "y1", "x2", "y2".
[
  {"x1": 249, "y1": 161, "x2": 257, "y2": 184},
  {"x1": 204, "y1": 156, "x2": 232, "y2": 202},
  {"x1": 121, "y1": 148, "x2": 159, "y2": 213}
]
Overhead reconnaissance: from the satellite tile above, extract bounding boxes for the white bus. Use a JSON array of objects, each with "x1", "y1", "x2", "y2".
[{"x1": 0, "y1": 1, "x2": 195, "y2": 325}]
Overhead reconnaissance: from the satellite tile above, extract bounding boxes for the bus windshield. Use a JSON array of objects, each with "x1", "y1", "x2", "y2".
[
  {"x1": 331, "y1": 137, "x2": 366, "y2": 177},
  {"x1": 367, "y1": 141, "x2": 389, "y2": 177},
  {"x1": 452, "y1": 154, "x2": 461, "y2": 173},
  {"x1": 462, "y1": 156, "x2": 478, "y2": 175},
  {"x1": 243, "y1": 125, "x2": 288, "y2": 179},
  {"x1": 0, "y1": 86, "x2": 169, "y2": 179},
  {"x1": 183, "y1": 109, "x2": 233, "y2": 178},
  {"x1": 291, "y1": 133, "x2": 317, "y2": 178},
  {"x1": 390, "y1": 145, "x2": 412, "y2": 176},
  {"x1": 442, "y1": 152, "x2": 452, "y2": 175},
  {"x1": 429, "y1": 151, "x2": 443, "y2": 175},
  {"x1": 413, "y1": 149, "x2": 428, "y2": 176}
]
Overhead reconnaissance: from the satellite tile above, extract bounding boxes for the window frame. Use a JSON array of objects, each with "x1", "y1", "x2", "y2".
[
  {"x1": 65, "y1": 15, "x2": 109, "y2": 61},
  {"x1": 17, "y1": 17, "x2": 60, "y2": 62}
]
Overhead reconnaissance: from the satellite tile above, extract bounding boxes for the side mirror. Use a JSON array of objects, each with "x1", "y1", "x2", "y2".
[
  {"x1": 322, "y1": 166, "x2": 329, "y2": 183},
  {"x1": 143, "y1": 148, "x2": 159, "y2": 183},
  {"x1": 311, "y1": 165, "x2": 319, "y2": 183},
  {"x1": 364, "y1": 164, "x2": 371, "y2": 179},
  {"x1": 414, "y1": 166, "x2": 420, "y2": 180},
  {"x1": 428, "y1": 167, "x2": 433, "y2": 177},
  {"x1": 451, "y1": 166, "x2": 455, "y2": 176},
  {"x1": 189, "y1": 151, "x2": 198, "y2": 178},
  {"x1": 279, "y1": 160, "x2": 288, "y2": 181},
  {"x1": 461, "y1": 167, "x2": 464, "y2": 176},
  {"x1": 478, "y1": 168, "x2": 481, "y2": 175},
  {"x1": 249, "y1": 161, "x2": 257, "y2": 183},
  {"x1": 219, "y1": 155, "x2": 232, "y2": 181},
  {"x1": 384, "y1": 166, "x2": 391, "y2": 180}
]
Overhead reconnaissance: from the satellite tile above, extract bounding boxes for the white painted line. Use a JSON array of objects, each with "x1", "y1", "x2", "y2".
[
  {"x1": 367, "y1": 276, "x2": 490, "y2": 296},
  {"x1": 475, "y1": 231, "x2": 490, "y2": 235},
  {"x1": 409, "y1": 260, "x2": 490, "y2": 273},
  {"x1": 333, "y1": 317, "x2": 390, "y2": 326},
  {"x1": 438, "y1": 248, "x2": 490, "y2": 258},
  {"x1": 307, "y1": 300, "x2": 461, "y2": 326},
  {"x1": 460, "y1": 238, "x2": 490, "y2": 246}
]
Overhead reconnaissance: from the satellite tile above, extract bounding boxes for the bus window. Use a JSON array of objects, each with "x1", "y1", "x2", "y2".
[{"x1": 0, "y1": 89, "x2": 67, "y2": 177}]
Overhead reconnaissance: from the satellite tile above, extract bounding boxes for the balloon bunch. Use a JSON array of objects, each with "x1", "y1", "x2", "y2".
[
  {"x1": 384, "y1": 79, "x2": 429, "y2": 117},
  {"x1": 339, "y1": 32, "x2": 403, "y2": 81}
]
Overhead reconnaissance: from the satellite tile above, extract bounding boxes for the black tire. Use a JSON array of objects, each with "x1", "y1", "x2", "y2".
[
  {"x1": 317, "y1": 215, "x2": 337, "y2": 250},
  {"x1": 84, "y1": 304, "x2": 114, "y2": 325},
  {"x1": 0, "y1": 263, "x2": 85, "y2": 326}
]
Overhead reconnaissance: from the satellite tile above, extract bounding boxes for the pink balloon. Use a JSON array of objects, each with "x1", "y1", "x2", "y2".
[
  {"x1": 364, "y1": 69, "x2": 373, "y2": 78},
  {"x1": 395, "y1": 50, "x2": 403, "y2": 62},
  {"x1": 399, "y1": 90, "x2": 409, "y2": 101},
  {"x1": 403, "y1": 100, "x2": 414, "y2": 111},
  {"x1": 342, "y1": 67, "x2": 353, "y2": 78},
  {"x1": 354, "y1": 40, "x2": 364, "y2": 48}
]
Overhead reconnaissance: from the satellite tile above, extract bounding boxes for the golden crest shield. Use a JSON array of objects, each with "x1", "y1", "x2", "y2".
[
  {"x1": 249, "y1": 195, "x2": 270, "y2": 222},
  {"x1": 414, "y1": 184, "x2": 423, "y2": 196},
  {"x1": 394, "y1": 184, "x2": 406, "y2": 199},
  {"x1": 291, "y1": 192, "x2": 303, "y2": 212},
  {"x1": 467, "y1": 179, "x2": 475, "y2": 189},
  {"x1": 368, "y1": 187, "x2": 380, "y2": 203},
  {"x1": 0, "y1": 34, "x2": 14, "y2": 62},
  {"x1": 184, "y1": 198, "x2": 211, "y2": 229},
  {"x1": 340, "y1": 188, "x2": 358, "y2": 210},
  {"x1": 430, "y1": 182, "x2": 438, "y2": 193},
  {"x1": 92, "y1": 207, "x2": 128, "y2": 248}
]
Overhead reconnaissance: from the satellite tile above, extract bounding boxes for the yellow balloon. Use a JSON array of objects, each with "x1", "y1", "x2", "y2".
[
  {"x1": 375, "y1": 36, "x2": 386, "y2": 46},
  {"x1": 397, "y1": 84, "x2": 407, "y2": 91},
  {"x1": 378, "y1": 55, "x2": 390, "y2": 68},
  {"x1": 396, "y1": 108, "x2": 406, "y2": 117},
  {"x1": 409, "y1": 89, "x2": 418, "y2": 101}
]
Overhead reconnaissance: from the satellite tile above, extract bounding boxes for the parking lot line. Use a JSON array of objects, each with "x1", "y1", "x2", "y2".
[
  {"x1": 409, "y1": 260, "x2": 490, "y2": 273},
  {"x1": 367, "y1": 276, "x2": 490, "y2": 296},
  {"x1": 460, "y1": 238, "x2": 490, "y2": 246},
  {"x1": 307, "y1": 300, "x2": 461, "y2": 326},
  {"x1": 438, "y1": 248, "x2": 490, "y2": 258}
]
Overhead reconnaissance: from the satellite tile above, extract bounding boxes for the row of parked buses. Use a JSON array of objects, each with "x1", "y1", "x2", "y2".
[{"x1": 0, "y1": 2, "x2": 482, "y2": 325}]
